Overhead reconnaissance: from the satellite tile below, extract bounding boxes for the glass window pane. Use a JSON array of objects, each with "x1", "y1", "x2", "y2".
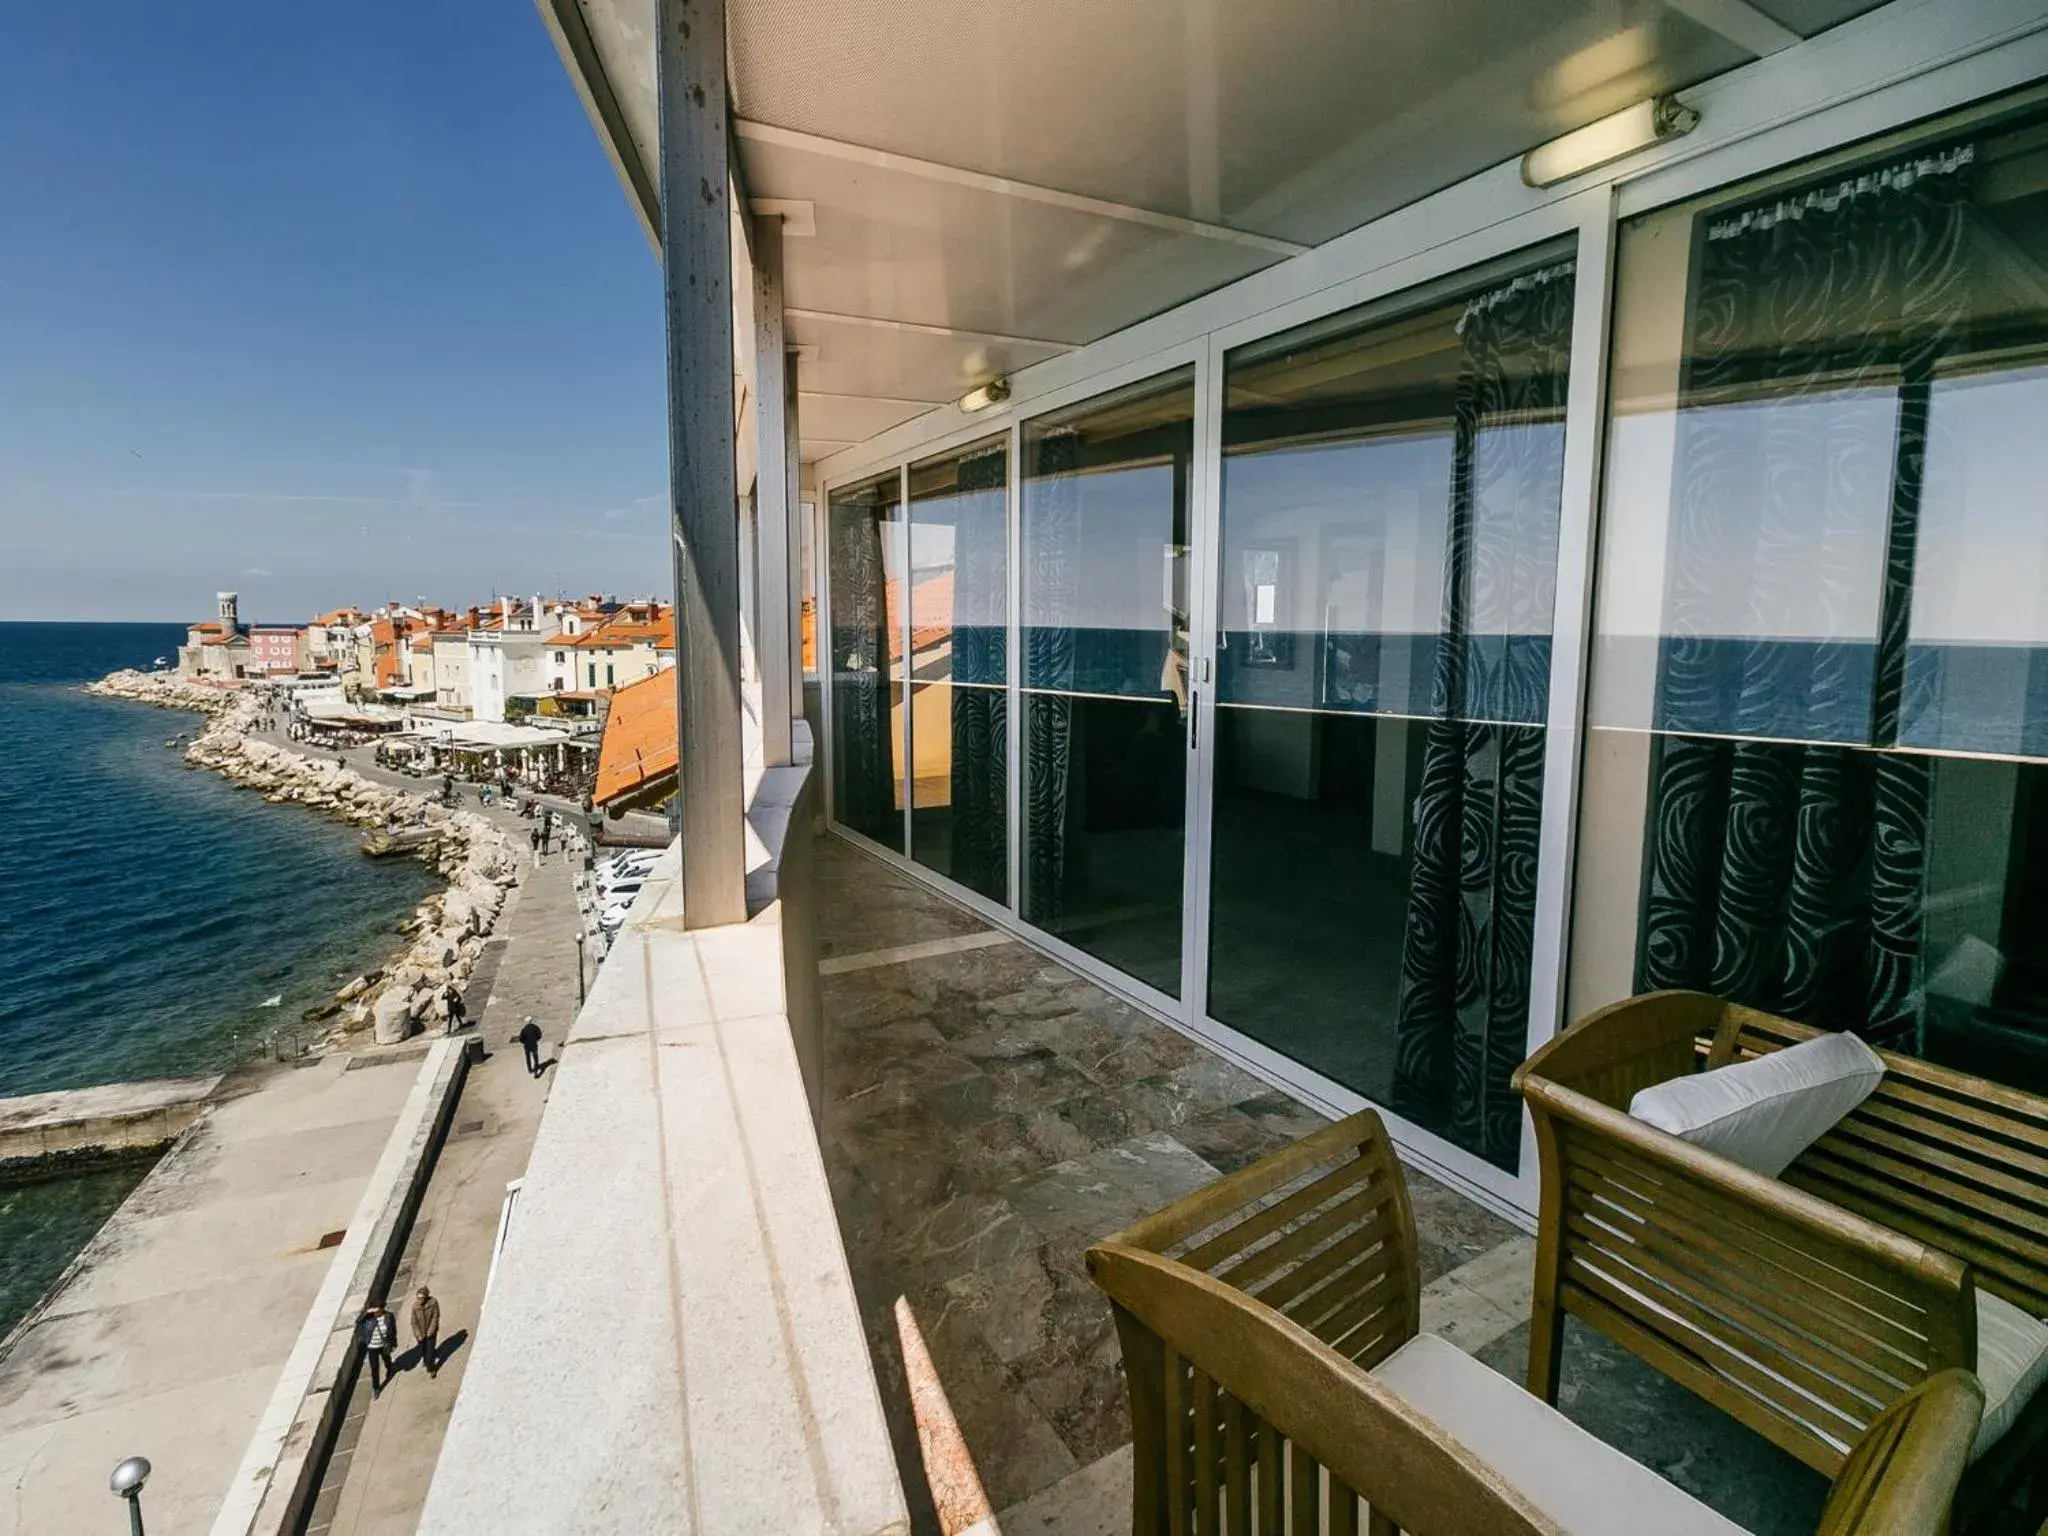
[
  {"x1": 828, "y1": 471, "x2": 906, "y2": 851},
  {"x1": 907, "y1": 436, "x2": 1008, "y2": 903},
  {"x1": 1209, "y1": 244, "x2": 1576, "y2": 1172},
  {"x1": 1021, "y1": 369, "x2": 1194, "y2": 997},
  {"x1": 1573, "y1": 103, "x2": 2048, "y2": 1097}
]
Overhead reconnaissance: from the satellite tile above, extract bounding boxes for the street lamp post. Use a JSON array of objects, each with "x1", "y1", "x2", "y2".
[{"x1": 109, "y1": 1456, "x2": 151, "y2": 1536}]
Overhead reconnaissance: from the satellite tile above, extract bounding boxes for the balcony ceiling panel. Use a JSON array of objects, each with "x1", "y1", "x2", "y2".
[
  {"x1": 796, "y1": 391, "x2": 936, "y2": 446},
  {"x1": 738, "y1": 134, "x2": 1281, "y2": 347},
  {"x1": 728, "y1": 0, "x2": 1763, "y2": 247},
  {"x1": 1742, "y1": 0, "x2": 1893, "y2": 32},
  {"x1": 784, "y1": 309, "x2": 1067, "y2": 422}
]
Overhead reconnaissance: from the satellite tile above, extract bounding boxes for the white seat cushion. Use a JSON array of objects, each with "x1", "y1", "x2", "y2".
[
  {"x1": 1372, "y1": 1333, "x2": 1747, "y2": 1536},
  {"x1": 1629, "y1": 1031, "x2": 1884, "y2": 1177},
  {"x1": 1975, "y1": 1288, "x2": 2048, "y2": 1459}
]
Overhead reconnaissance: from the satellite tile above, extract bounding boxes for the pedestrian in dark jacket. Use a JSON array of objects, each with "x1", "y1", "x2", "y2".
[
  {"x1": 516, "y1": 1016, "x2": 543, "y2": 1076},
  {"x1": 358, "y1": 1304, "x2": 398, "y2": 1396},
  {"x1": 411, "y1": 1285, "x2": 443, "y2": 1377}
]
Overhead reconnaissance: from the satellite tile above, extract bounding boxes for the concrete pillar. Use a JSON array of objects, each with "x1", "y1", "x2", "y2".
[
  {"x1": 752, "y1": 214, "x2": 795, "y2": 768},
  {"x1": 657, "y1": 0, "x2": 746, "y2": 928}
]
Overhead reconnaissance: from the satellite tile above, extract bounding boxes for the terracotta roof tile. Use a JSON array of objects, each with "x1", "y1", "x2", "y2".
[{"x1": 594, "y1": 670, "x2": 676, "y2": 807}]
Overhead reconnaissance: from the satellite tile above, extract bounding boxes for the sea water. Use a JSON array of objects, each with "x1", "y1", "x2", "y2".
[{"x1": 0, "y1": 621, "x2": 439, "y2": 1331}]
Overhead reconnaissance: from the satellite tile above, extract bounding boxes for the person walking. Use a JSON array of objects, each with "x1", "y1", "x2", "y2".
[
  {"x1": 538, "y1": 810, "x2": 552, "y2": 856},
  {"x1": 410, "y1": 1285, "x2": 443, "y2": 1377},
  {"x1": 516, "y1": 1016, "x2": 543, "y2": 1076},
  {"x1": 442, "y1": 983, "x2": 466, "y2": 1036},
  {"x1": 357, "y1": 1303, "x2": 398, "y2": 1397},
  {"x1": 530, "y1": 824, "x2": 542, "y2": 867}
]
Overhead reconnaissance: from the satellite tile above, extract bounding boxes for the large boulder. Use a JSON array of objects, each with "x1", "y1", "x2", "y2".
[{"x1": 372, "y1": 987, "x2": 413, "y2": 1045}]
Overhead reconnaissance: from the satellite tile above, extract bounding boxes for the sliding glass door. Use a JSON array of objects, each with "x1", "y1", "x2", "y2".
[
  {"x1": 1205, "y1": 246, "x2": 1576, "y2": 1172},
  {"x1": 1571, "y1": 98, "x2": 2048, "y2": 1097},
  {"x1": 906, "y1": 437, "x2": 1008, "y2": 904},
  {"x1": 828, "y1": 471, "x2": 906, "y2": 851},
  {"x1": 1021, "y1": 369, "x2": 1195, "y2": 998}
]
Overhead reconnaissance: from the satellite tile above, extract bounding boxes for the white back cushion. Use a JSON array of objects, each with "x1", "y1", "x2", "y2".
[{"x1": 1628, "y1": 1031, "x2": 1884, "y2": 1177}]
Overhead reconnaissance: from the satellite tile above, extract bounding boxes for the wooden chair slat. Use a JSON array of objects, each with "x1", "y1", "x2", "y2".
[
  {"x1": 1224, "y1": 1394, "x2": 1251, "y2": 1536},
  {"x1": 1560, "y1": 1135, "x2": 1949, "y2": 1330},
  {"x1": 1559, "y1": 1179, "x2": 1936, "y2": 1371},
  {"x1": 1177, "y1": 1157, "x2": 1378, "y2": 1276},
  {"x1": 1118, "y1": 1115, "x2": 1390, "y2": 1257},
  {"x1": 1561, "y1": 1269, "x2": 1859, "y2": 1472},
  {"x1": 1791, "y1": 1155, "x2": 2048, "y2": 1315},
  {"x1": 1330, "y1": 1478, "x2": 1361, "y2": 1536},
  {"x1": 1304, "y1": 1271, "x2": 1405, "y2": 1365},
  {"x1": 1560, "y1": 1208, "x2": 1915, "y2": 1407},
  {"x1": 1256, "y1": 1401, "x2": 1283, "y2": 1535},
  {"x1": 1250, "y1": 1210, "x2": 1399, "y2": 1318},
  {"x1": 1195, "y1": 1370, "x2": 1219, "y2": 1531},
  {"x1": 1819, "y1": 1119, "x2": 2048, "y2": 1224},
  {"x1": 1287, "y1": 1444, "x2": 1319, "y2": 1536},
  {"x1": 1217, "y1": 1185, "x2": 1389, "y2": 1297},
  {"x1": 1166, "y1": 1346, "x2": 1191, "y2": 1533},
  {"x1": 1850, "y1": 1092, "x2": 2048, "y2": 1179},
  {"x1": 1563, "y1": 1253, "x2": 1873, "y2": 1440}
]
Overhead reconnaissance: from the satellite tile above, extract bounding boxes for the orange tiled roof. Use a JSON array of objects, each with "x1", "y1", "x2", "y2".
[
  {"x1": 593, "y1": 669, "x2": 677, "y2": 807},
  {"x1": 567, "y1": 605, "x2": 674, "y2": 651}
]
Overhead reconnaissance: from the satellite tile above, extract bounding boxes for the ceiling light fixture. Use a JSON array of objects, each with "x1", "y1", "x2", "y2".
[
  {"x1": 1522, "y1": 96, "x2": 1700, "y2": 188},
  {"x1": 957, "y1": 378, "x2": 1011, "y2": 413}
]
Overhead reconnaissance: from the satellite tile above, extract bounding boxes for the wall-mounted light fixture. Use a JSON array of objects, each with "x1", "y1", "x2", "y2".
[
  {"x1": 1522, "y1": 96, "x2": 1699, "y2": 188},
  {"x1": 957, "y1": 378, "x2": 1011, "y2": 413}
]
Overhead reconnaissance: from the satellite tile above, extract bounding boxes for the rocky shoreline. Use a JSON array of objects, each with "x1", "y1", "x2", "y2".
[{"x1": 84, "y1": 670, "x2": 521, "y2": 1050}]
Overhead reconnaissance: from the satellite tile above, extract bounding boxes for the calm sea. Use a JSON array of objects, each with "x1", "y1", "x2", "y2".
[{"x1": 0, "y1": 621, "x2": 439, "y2": 1332}]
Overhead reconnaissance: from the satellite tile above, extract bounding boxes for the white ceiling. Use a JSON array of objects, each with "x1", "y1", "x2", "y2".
[{"x1": 542, "y1": 0, "x2": 1894, "y2": 465}]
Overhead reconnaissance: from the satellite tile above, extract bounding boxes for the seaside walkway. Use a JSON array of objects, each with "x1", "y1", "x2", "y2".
[
  {"x1": 0, "y1": 1053, "x2": 426, "y2": 1535},
  {"x1": 298, "y1": 836, "x2": 582, "y2": 1535}
]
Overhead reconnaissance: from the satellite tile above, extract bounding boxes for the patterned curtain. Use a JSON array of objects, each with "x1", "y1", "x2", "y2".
[
  {"x1": 1392, "y1": 266, "x2": 1574, "y2": 1169},
  {"x1": 1637, "y1": 147, "x2": 1976, "y2": 1052},
  {"x1": 830, "y1": 497, "x2": 898, "y2": 845},
  {"x1": 949, "y1": 447, "x2": 1008, "y2": 901},
  {"x1": 1023, "y1": 428, "x2": 1081, "y2": 926}
]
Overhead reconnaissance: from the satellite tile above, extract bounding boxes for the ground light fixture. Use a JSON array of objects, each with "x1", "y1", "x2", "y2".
[
  {"x1": 109, "y1": 1456, "x2": 151, "y2": 1536},
  {"x1": 957, "y1": 377, "x2": 1010, "y2": 413},
  {"x1": 1522, "y1": 96, "x2": 1700, "y2": 187}
]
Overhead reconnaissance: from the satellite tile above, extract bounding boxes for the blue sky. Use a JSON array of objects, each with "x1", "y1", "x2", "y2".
[{"x1": 0, "y1": 1, "x2": 668, "y2": 623}]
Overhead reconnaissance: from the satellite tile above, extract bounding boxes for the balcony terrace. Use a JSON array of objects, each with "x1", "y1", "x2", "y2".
[{"x1": 808, "y1": 837, "x2": 1834, "y2": 1536}]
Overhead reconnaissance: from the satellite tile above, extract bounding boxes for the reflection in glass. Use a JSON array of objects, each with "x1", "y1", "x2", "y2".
[
  {"x1": 828, "y1": 472, "x2": 905, "y2": 850},
  {"x1": 1573, "y1": 109, "x2": 2048, "y2": 1095},
  {"x1": 1021, "y1": 369, "x2": 1193, "y2": 997},
  {"x1": 1209, "y1": 247, "x2": 1575, "y2": 1171},
  {"x1": 1907, "y1": 363, "x2": 2048, "y2": 757},
  {"x1": 906, "y1": 438, "x2": 1008, "y2": 902}
]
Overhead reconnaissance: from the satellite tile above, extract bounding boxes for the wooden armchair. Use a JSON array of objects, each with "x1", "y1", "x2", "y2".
[
  {"x1": 1513, "y1": 992, "x2": 2048, "y2": 1527},
  {"x1": 1090, "y1": 1107, "x2": 1986, "y2": 1534}
]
